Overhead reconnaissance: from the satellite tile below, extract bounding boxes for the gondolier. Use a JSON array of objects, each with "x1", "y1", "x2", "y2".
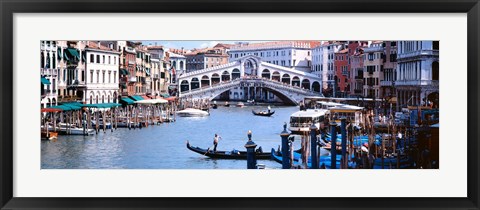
[{"x1": 213, "y1": 133, "x2": 222, "y2": 152}]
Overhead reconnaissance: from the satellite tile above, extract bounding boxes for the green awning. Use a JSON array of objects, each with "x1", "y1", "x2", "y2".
[
  {"x1": 59, "y1": 102, "x2": 83, "y2": 110},
  {"x1": 160, "y1": 93, "x2": 170, "y2": 98},
  {"x1": 63, "y1": 50, "x2": 70, "y2": 61},
  {"x1": 120, "y1": 69, "x2": 129, "y2": 75},
  {"x1": 41, "y1": 77, "x2": 51, "y2": 85},
  {"x1": 66, "y1": 48, "x2": 80, "y2": 59},
  {"x1": 82, "y1": 103, "x2": 122, "y2": 108},
  {"x1": 57, "y1": 47, "x2": 63, "y2": 59},
  {"x1": 120, "y1": 97, "x2": 135, "y2": 105},
  {"x1": 130, "y1": 95, "x2": 144, "y2": 101}
]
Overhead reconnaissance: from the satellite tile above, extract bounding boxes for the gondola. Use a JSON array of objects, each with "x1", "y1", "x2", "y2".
[
  {"x1": 224, "y1": 102, "x2": 230, "y2": 107},
  {"x1": 211, "y1": 104, "x2": 218, "y2": 109},
  {"x1": 186, "y1": 141, "x2": 271, "y2": 159},
  {"x1": 252, "y1": 110, "x2": 275, "y2": 117}
]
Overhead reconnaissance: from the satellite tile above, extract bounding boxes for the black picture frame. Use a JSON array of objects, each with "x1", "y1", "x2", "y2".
[{"x1": 1, "y1": 0, "x2": 479, "y2": 209}]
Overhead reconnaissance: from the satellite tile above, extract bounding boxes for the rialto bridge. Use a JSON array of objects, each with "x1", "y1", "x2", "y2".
[{"x1": 177, "y1": 55, "x2": 323, "y2": 105}]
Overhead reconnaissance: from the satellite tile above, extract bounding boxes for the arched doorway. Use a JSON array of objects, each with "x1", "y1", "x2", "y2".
[
  {"x1": 243, "y1": 59, "x2": 258, "y2": 76},
  {"x1": 180, "y1": 80, "x2": 189, "y2": 92},
  {"x1": 211, "y1": 73, "x2": 220, "y2": 85},
  {"x1": 261, "y1": 69, "x2": 271, "y2": 79},
  {"x1": 107, "y1": 95, "x2": 110, "y2": 103},
  {"x1": 292, "y1": 76, "x2": 300, "y2": 87},
  {"x1": 201, "y1": 75, "x2": 210, "y2": 88},
  {"x1": 102, "y1": 95, "x2": 105, "y2": 103},
  {"x1": 96, "y1": 95, "x2": 99, "y2": 104},
  {"x1": 221, "y1": 71, "x2": 230, "y2": 82},
  {"x1": 281, "y1": 74, "x2": 291, "y2": 84},
  {"x1": 113, "y1": 92, "x2": 117, "y2": 103},
  {"x1": 90, "y1": 95, "x2": 93, "y2": 104},
  {"x1": 179, "y1": 61, "x2": 184, "y2": 70},
  {"x1": 301, "y1": 79, "x2": 310, "y2": 90},
  {"x1": 272, "y1": 71, "x2": 280, "y2": 81},
  {"x1": 432, "y1": 61, "x2": 439, "y2": 81},
  {"x1": 191, "y1": 78, "x2": 200, "y2": 90},
  {"x1": 232, "y1": 69, "x2": 241, "y2": 80},
  {"x1": 312, "y1": 81, "x2": 321, "y2": 92}
]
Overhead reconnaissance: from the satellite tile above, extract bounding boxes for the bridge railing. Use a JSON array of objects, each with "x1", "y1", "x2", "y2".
[
  {"x1": 179, "y1": 62, "x2": 239, "y2": 78},
  {"x1": 179, "y1": 77, "x2": 322, "y2": 98}
]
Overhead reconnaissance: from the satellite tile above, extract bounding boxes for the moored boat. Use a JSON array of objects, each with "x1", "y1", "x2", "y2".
[
  {"x1": 186, "y1": 141, "x2": 271, "y2": 159},
  {"x1": 289, "y1": 109, "x2": 328, "y2": 134},
  {"x1": 236, "y1": 102, "x2": 245, "y2": 107},
  {"x1": 224, "y1": 101, "x2": 230, "y2": 107},
  {"x1": 177, "y1": 108, "x2": 209, "y2": 117}
]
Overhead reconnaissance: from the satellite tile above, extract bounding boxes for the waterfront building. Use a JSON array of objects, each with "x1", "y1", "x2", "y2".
[
  {"x1": 185, "y1": 48, "x2": 228, "y2": 72},
  {"x1": 363, "y1": 41, "x2": 384, "y2": 99},
  {"x1": 334, "y1": 48, "x2": 349, "y2": 97},
  {"x1": 168, "y1": 51, "x2": 186, "y2": 85},
  {"x1": 56, "y1": 41, "x2": 87, "y2": 104},
  {"x1": 380, "y1": 41, "x2": 398, "y2": 100},
  {"x1": 40, "y1": 41, "x2": 59, "y2": 108},
  {"x1": 116, "y1": 41, "x2": 137, "y2": 96},
  {"x1": 311, "y1": 41, "x2": 343, "y2": 96},
  {"x1": 84, "y1": 41, "x2": 121, "y2": 104},
  {"x1": 349, "y1": 47, "x2": 365, "y2": 97},
  {"x1": 135, "y1": 46, "x2": 149, "y2": 95},
  {"x1": 395, "y1": 41, "x2": 439, "y2": 110},
  {"x1": 228, "y1": 41, "x2": 319, "y2": 73},
  {"x1": 148, "y1": 46, "x2": 171, "y2": 95},
  {"x1": 150, "y1": 54, "x2": 161, "y2": 97}
]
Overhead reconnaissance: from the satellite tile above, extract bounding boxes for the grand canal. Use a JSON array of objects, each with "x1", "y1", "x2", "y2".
[{"x1": 41, "y1": 105, "x2": 318, "y2": 169}]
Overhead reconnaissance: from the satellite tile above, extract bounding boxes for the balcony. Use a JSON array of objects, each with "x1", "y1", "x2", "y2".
[
  {"x1": 41, "y1": 68, "x2": 58, "y2": 76},
  {"x1": 128, "y1": 77, "x2": 137, "y2": 83},
  {"x1": 380, "y1": 81, "x2": 394, "y2": 86},
  {"x1": 397, "y1": 50, "x2": 439, "y2": 60},
  {"x1": 395, "y1": 80, "x2": 439, "y2": 87}
]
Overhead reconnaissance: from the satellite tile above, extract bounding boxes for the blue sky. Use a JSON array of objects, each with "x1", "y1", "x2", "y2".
[{"x1": 141, "y1": 41, "x2": 269, "y2": 50}]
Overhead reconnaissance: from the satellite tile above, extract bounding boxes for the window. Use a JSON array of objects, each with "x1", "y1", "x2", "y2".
[
  {"x1": 96, "y1": 55, "x2": 100, "y2": 63},
  {"x1": 52, "y1": 53, "x2": 56, "y2": 68},
  {"x1": 102, "y1": 71, "x2": 105, "y2": 83},
  {"x1": 108, "y1": 71, "x2": 111, "y2": 83},
  {"x1": 90, "y1": 71, "x2": 94, "y2": 83},
  {"x1": 81, "y1": 70, "x2": 85, "y2": 82},
  {"x1": 96, "y1": 70, "x2": 99, "y2": 83},
  {"x1": 114, "y1": 71, "x2": 116, "y2": 83},
  {"x1": 108, "y1": 56, "x2": 111, "y2": 64},
  {"x1": 293, "y1": 59, "x2": 296, "y2": 66},
  {"x1": 102, "y1": 55, "x2": 105, "y2": 64}
]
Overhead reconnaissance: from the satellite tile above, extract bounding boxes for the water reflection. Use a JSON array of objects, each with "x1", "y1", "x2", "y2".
[{"x1": 42, "y1": 106, "x2": 301, "y2": 169}]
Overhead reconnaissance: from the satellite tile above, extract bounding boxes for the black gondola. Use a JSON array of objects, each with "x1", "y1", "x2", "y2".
[
  {"x1": 186, "y1": 141, "x2": 271, "y2": 159},
  {"x1": 252, "y1": 110, "x2": 275, "y2": 117},
  {"x1": 211, "y1": 104, "x2": 218, "y2": 109}
]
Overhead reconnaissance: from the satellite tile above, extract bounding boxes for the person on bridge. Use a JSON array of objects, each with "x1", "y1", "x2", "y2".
[{"x1": 213, "y1": 133, "x2": 222, "y2": 153}]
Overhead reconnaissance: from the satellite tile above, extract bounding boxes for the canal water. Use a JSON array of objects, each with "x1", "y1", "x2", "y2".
[{"x1": 41, "y1": 105, "x2": 310, "y2": 169}]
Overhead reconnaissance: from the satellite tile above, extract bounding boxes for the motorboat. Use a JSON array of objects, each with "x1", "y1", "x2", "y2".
[
  {"x1": 177, "y1": 108, "x2": 210, "y2": 117},
  {"x1": 236, "y1": 102, "x2": 245, "y2": 107},
  {"x1": 289, "y1": 109, "x2": 328, "y2": 134}
]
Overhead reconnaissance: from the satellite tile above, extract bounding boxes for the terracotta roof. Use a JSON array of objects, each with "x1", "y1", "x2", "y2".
[
  {"x1": 86, "y1": 41, "x2": 118, "y2": 52},
  {"x1": 147, "y1": 46, "x2": 164, "y2": 50},
  {"x1": 337, "y1": 49, "x2": 349, "y2": 53}
]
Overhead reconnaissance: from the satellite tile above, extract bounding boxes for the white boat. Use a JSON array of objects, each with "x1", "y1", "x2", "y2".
[
  {"x1": 176, "y1": 108, "x2": 210, "y2": 117},
  {"x1": 41, "y1": 123, "x2": 95, "y2": 135},
  {"x1": 289, "y1": 109, "x2": 328, "y2": 134},
  {"x1": 236, "y1": 102, "x2": 245, "y2": 107}
]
